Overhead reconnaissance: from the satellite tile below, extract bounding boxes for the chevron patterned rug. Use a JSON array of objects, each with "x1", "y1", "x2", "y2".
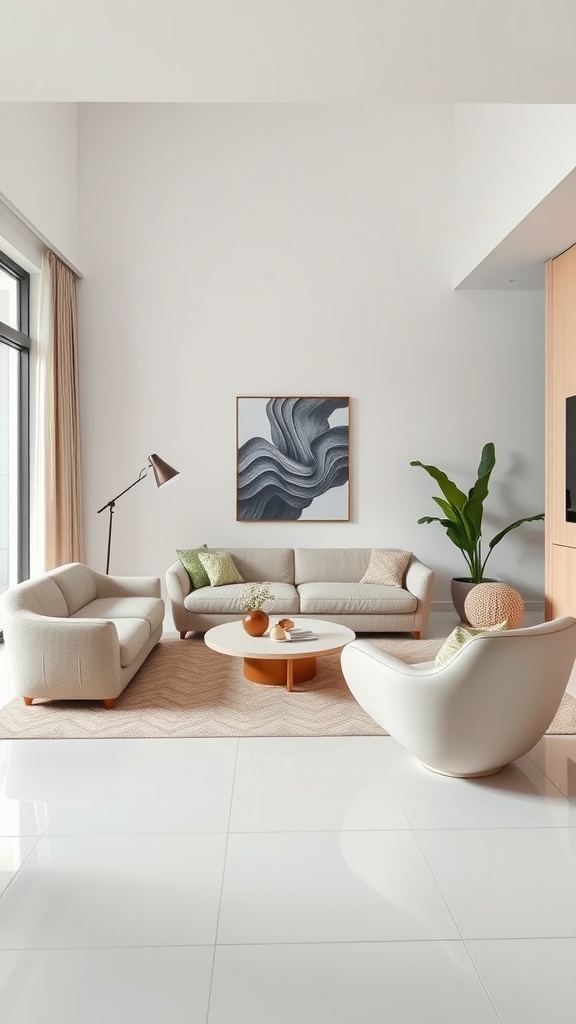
[{"x1": 0, "y1": 634, "x2": 575, "y2": 739}]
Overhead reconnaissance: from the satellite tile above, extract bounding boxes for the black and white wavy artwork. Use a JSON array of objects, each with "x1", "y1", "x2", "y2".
[{"x1": 237, "y1": 397, "x2": 350, "y2": 521}]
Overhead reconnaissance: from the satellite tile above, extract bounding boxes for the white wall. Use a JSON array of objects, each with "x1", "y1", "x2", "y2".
[
  {"x1": 77, "y1": 102, "x2": 545, "y2": 610},
  {"x1": 453, "y1": 104, "x2": 576, "y2": 285},
  {"x1": 0, "y1": 103, "x2": 78, "y2": 267}
]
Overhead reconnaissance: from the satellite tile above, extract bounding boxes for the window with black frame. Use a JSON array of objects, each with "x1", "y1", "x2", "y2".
[{"x1": 0, "y1": 250, "x2": 30, "y2": 640}]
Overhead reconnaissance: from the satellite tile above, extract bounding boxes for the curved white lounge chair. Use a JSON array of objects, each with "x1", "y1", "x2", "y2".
[{"x1": 340, "y1": 617, "x2": 576, "y2": 777}]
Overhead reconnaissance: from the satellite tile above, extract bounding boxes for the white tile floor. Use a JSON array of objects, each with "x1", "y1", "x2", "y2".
[{"x1": 1, "y1": 613, "x2": 576, "y2": 1022}]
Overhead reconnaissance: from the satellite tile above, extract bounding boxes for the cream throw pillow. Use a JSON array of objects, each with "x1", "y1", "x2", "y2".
[
  {"x1": 197, "y1": 549, "x2": 244, "y2": 587},
  {"x1": 434, "y1": 620, "x2": 508, "y2": 668},
  {"x1": 360, "y1": 549, "x2": 412, "y2": 587}
]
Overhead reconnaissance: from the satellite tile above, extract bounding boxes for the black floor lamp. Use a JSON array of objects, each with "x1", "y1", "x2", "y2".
[{"x1": 97, "y1": 453, "x2": 179, "y2": 574}]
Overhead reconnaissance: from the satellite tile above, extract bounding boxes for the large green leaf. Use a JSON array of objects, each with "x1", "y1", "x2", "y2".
[
  {"x1": 446, "y1": 522, "x2": 473, "y2": 555},
  {"x1": 466, "y1": 442, "x2": 495, "y2": 522},
  {"x1": 419, "y1": 508, "x2": 475, "y2": 558},
  {"x1": 452, "y1": 507, "x2": 478, "y2": 554},
  {"x1": 417, "y1": 515, "x2": 451, "y2": 527},
  {"x1": 486, "y1": 513, "x2": 545, "y2": 552},
  {"x1": 409, "y1": 461, "x2": 467, "y2": 508},
  {"x1": 462, "y1": 494, "x2": 484, "y2": 537},
  {"x1": 432, "y1": 496, "x2": 461, "y2": 523},
  {"x1": 476, "y1": 442, "x2": 496, "y2": 481}
]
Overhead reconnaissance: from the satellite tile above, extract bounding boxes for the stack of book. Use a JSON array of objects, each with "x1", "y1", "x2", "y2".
[{"x1": 286, "y1": 627, "x2": 317, "y2": 641}]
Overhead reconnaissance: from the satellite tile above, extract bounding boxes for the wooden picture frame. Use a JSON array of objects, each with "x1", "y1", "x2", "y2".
[{"x1": 236, "y1": 396, "x2": 350, "y2": 522}]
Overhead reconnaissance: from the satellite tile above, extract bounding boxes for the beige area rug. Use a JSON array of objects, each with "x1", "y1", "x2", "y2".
[{"x1": 0, "y1": 635, "x2": 575, "y2": 740}]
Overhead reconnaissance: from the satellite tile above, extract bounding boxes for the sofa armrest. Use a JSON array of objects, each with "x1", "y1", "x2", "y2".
[
  {"x1": 93, "y1": 571, "x2": 161, "y2": 599},
  {"x1": 4, "y1": 612, "x2": 121, "y2": 697},
  {"x1": 165, "y1": 560, "x2": 193, "y2": 633},
  {"x1": 405, "y1": 557, "x2": 434, "y2": 601},
  {"x1": 166, "y1": 560, "x2": 192, "y2": 602},
  {"x1": 405, "y1": 557, "x2": 435, "y2": 633}
]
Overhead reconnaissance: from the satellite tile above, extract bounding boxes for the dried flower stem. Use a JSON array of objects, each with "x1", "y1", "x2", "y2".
[{"x1": 240, "y1": 581, "x2": 275, "y2": 611}]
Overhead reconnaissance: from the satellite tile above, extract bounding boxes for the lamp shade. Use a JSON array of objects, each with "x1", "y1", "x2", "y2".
[{"x1": 148, "y1": 453, "x2": 179, "y2": 487}]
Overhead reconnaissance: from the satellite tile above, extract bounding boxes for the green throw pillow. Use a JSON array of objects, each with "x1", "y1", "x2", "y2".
[
  {"x1": 176, "y1": 545, "x2": 210, "y2": 589},
  {"x1": 197, "y1": 549, "x2": 244, "y2": 587},
  {"x1": 434, "y1": 620, "x2": 508, "y2": 668}
]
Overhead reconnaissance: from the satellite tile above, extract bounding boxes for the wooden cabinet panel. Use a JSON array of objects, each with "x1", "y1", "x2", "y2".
[
  {"x1": 545, "y1": 245, "x2": 576, "y2": 619},
  {"x1": 546, "y1": 245, "x2": 576, "y2": 548},
  {"x1": 546, "y1": 544, "x2": 576, "y2": 620}
]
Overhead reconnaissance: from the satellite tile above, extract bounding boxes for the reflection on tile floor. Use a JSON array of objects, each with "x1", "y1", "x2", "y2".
[
  {"x1": 0, "y1": 730, "x2": 575, "y2": 1022},
  {"x1": 2, "y1": 613, "x2": 576, "y2": 1021}
]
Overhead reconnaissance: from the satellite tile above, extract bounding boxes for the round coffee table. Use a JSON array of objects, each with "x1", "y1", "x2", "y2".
[{"x1": 204, "y1": 617, "x2": 356, "y2": 691}]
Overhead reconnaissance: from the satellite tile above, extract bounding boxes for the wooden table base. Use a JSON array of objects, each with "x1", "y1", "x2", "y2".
[{"x1": 243, "y1": 656, "x2": 317, "y2": 690}]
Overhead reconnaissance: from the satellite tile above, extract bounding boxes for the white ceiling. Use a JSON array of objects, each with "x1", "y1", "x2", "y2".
[
  {"x1": 456, "y1": 168, "x2": 576, "y2": 290},
  {"x1": 2, "y1": 0, "x2": 576, "y2": 102},
  {"x1": 3, "y1": 0, "x2": 576, "y2": 288}
]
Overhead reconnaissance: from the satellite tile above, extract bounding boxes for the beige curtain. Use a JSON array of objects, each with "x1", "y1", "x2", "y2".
[{"x1": 42, "y1": 250, "x2": 84, "y2": 568}]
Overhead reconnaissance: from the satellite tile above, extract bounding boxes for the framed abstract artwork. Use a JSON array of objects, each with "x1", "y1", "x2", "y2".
[{"x1": 236, "y1": 396, "x2": 350, "y2": 522}]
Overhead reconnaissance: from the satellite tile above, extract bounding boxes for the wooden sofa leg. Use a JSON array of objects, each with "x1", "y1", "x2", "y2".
[
  {"x1": 102, "y1": 698, "x2": 116, "y2": 710},
  {"x1": 24, "y1": 696, "x2": 33, "y2": 706},
  {"x1": 413, "y1": 631, "x2": 421, "y2": 639},
  {"x1": 179, "y1": 631, "x2": 187, "y2": 639}
]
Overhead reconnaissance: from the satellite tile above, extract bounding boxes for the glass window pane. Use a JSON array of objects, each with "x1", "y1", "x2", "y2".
[
  {"x1": 0, "y1": 248, "x2": 29, "y2": 615},
  {"x1": 0, "y1": 267, "x2": 19, "y2": 330},
  {"x1": 0, "y1": 343, "x2": 20, "y2": 600}
]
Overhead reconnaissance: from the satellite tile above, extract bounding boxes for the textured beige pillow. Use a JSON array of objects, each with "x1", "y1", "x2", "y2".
[
  {"x1": 360, "y1": 549, "x2": 412, "y2": 587},
  {"x1": 434, "y1": 620, "x2": 508, "y2": 668},
  {"x1": 197, "y1": 549, "x2": 244, "y2": 587}
]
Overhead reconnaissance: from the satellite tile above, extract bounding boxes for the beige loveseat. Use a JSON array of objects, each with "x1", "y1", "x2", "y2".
[
  {"x1": 2, "y1": 562, "x2": 164, "y2": 708},
  {"x1": 166, "y1": 548, "x2": 434, "y2": 638}
]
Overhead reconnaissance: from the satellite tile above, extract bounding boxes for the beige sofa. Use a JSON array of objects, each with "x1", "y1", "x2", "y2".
[
  {"x1": 166, "y1": 547, "x2": 434, "y2": 638},
  {"x1": 2, "y1": 562, "x2": 164, "y2": 708}
]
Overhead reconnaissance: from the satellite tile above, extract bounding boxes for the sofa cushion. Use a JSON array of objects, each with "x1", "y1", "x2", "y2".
[
  {"x1": 297, "y1": 582, "x2": 417, "y2": 615},
  {"x1": 360, "y1": 549, "x2": 412, "y2": 587},
  {"x1": 223, "y1": 548, "x2": 295, "y2": 584},
  {"x1": 110, "y1": 617, "x2": 151, "y2": 667},
  {"x1": 294, "y1": 548, "x2": 373, "y2": 584},
  {"x1": 177, "y1": 545, "x2": 210, "y2": 589},
  {"x1": 50, "y1": 563, "x2": 98, "y2": 614},
  {"x1": 197, "y1": 550, "x2": 244, "y2": 586},
  {"x1": 71, "y1": 597, "x2": 164, "y2": 633},
  {"x1": 185, "y1": 582, "x2": 300, "y2": 615}
]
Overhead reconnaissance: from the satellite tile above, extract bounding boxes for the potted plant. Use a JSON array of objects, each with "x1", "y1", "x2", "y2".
[
  {"x1": 240, "y1": 581, "x2": 276, "y2": 636},
  {"x1": 410, "y1": 442, "x2": 544, "y2": 620}
]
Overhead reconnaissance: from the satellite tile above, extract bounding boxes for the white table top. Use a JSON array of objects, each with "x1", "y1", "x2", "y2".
[{"x1": 204, "y1": 617, "x2": 356, "y2": 661}]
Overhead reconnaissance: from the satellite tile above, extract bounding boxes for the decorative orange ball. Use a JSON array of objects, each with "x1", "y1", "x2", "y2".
[{"x1": 464, "y1": 582, "x2": 525, "y2": 630}]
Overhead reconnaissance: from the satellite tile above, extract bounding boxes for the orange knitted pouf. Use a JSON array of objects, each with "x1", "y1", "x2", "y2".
[{"x1": 464, "y1": 582, "x2": 525, "y2": 630}]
